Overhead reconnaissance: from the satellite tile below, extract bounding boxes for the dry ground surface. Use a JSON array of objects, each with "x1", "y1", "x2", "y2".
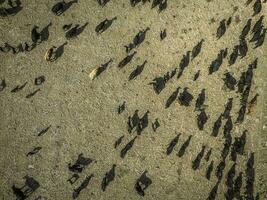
[{"x1": 0, "y1": 0, "x2": 267, "y2": 200}]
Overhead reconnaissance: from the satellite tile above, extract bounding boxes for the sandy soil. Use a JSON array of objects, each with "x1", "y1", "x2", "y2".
[{"x1": 0, "y1": 0, "x2": 266, "y2": 199}]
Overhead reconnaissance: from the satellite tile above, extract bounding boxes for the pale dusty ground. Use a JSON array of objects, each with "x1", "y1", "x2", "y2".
[{"x1": 0, "y1": 0, "x2": 267, "y2": 200}]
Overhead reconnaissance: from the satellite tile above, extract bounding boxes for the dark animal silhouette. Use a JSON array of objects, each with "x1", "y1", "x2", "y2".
[
  {"x1": 223, "y1": 72, "x2": 237, "y2": 90},
  {"x1": 223, "y1": 116, "x2": 233, "y2": 136},
  {"x1": 237, "y1": 72, "x2": 246, "y2": 93},
  {"x1": 158, "y1": 0, "x2": 167, "y2": 13},
  {"x1": 165, "y1": 87, "x2": 180, "y2": 108},
  {"x1": 50, "y1": 42, "x2": 68, "y2": 61},
  {"x1": 117, "y1": 51, "x2": 137, "y2": 69},
  {"x1": 120, "y1": 136, "x2": 137, "y2": 158},
  {"x1": 245, "y1": 152, "x2": 255, "y2": 200},
  {"x1": 216, "y1": 159, "x2": 226, "y2": 181},
  {"x1": 250, "y1": 24, "x2": 264, "y2": 43},
  {"x1": 26, "y1": 147, "x2": 42, "y2": 156},
  {"x1": 197, "y1": 109, "x2": 208, "y2": 130},
  {"x1": 31, "y1": 26, "x2": 41, "y2": 44},
  {"x1": 238, "y1": 38, "x2": 248, "y2": 58},
  {"x1": 177, "y1": 135, "x2": 192, "y2": 157},
  {"x1": 152, "y1": 118, "x2": 160, "y2": 132},
  {"x1": 136, "y1": 110, "x2": 149, "y2": 135},
  {"x1": 51, "y1": 0, "x2": 78, "y2": 16},
  {"x1": 207, "y1": 181, "x2": 220, "y2": 200},
  {"x1": 128, "y1": 110, "x2": 140, "y2": 133},
  {"x1": 205, "y1": 148, "x2": 212, "y2": 162},
  {"x1": 177, "y1": 51, "x2": 190, "y2": 78},
  {"x1": 252, "y1": 16, "x2": 264, "y2": 34},
  {"x1": 68, "y1": 153, "x2": 92, "y2": 173},
  {"x1": 221, "y1": 133, "x2": 232, "y2": 160},
  {"x1": 240, "y1": 18, "x2": 252, "y2": 39},
  {"x1": 226, "y1": 17, "x2": 232, "y2": 26},
  {"x1": 216, "y1": 19, "x2": 226, "y2": 39},
  {"x1": 150, "y1": 76, "x2": 166, "y2": 94},
  {"x1": 222, "y1": 98, "x2": 233, "y2": 119},
  {"x1": 248, "y1": 93, "x2": 259, "y2": 114},
  {"x1": 178, "y1": 87, "x2": 193, "y2": 107},
  {"x1": 193, "y1": 70, "x2": 200, "y2": 81},
  {"x1": 253, "y1": 0, "x2": 262, "y2": 16},
  {"x1": 236, "y1": 105, "x2": 247, "y2": 123},
  {"x1": 209, "y1": 48, "x2": 227, "y2": 74},
  {"x1": 12, "y1": 185, "x2": 27, "y2": 199},
  {"x1": 11, "y1": 82, "x2": 27, "y2": 93},
  {"x1": 254, "y1": 28, "x2": 266, "y2": 48},
  {"x1": 151, "y1": 0, "x2": 162, "y2": 9},
  {"x1": 150, "y1": 71, "x2": 172, "y2": 91},
  {"x1": 226, "y1": 163, "x2": 236, "y2": 188},
  {"x1": 23, "y1": 176, "x2": 40, "y2": 196},
  {"x1": 128, "y1": 60, "x2": 147, "y2": 81},
  {"x1": 37, "y1": 125, "x2": 51, "y2": 136},
  {"x1": 206, "y1": 161, "x2": 214, "y2": 180},
  {"x1": 92, "y1": 59, "x2": 113, "y2": 79},
  {"x1": 101, "y1": 165, "x2": 116, "y2": 191},
  {"x1": 160, "y1": 29, "x2": 167, "y2": 40},
  {"x1": 166, "y1": 133, "x2": 181, "y2": 155},
  {"x1": 192, "y1": 145, "x2": 206, "y2": 170},
  {"x1": 232, "y1": 130, "x2": 246, "y2": 159},
  {"x1": 114, "y1": 135, "x2": 124, "y2": 149},
  {"x1": 35, "y1": 76, "x2": 45, "y2": 85},
  {"x1": 72, "y1": 174, "x2": 93, "y2": 199},
  {"x1": 233, "y1": 172, "x2": 243, "y2": 199},
  {"x1": 211, "y1": 114, "x2": 222, "y2": 137},
  {"x1": 191, "y1": 39, "x2": 204, "y2": 60},
  {"x1": 133, "y1": 27, "x2": 150, "y2": 47},
  {"x1": 135, "y1": 171, "x2": 152, "y2": 196},
  {"x1": 195, "y1": 89, "x2": 205, "y2": 111},
  {"x1": 26, "y1": 89, "x2": 41, "y2": 98},
  {"x1": 95, "y1": 17, "x2": 117, "y2": 34},
  {"x1": 40, "y1": 23, "x2": 52, "y2": 42},
  {"x1": 228, "y1": 45, "x2": 239, "y2": 65},
  {"x1": 65, "y1": 23, "x2": 88, "y2": 39},
  {"x1": 0, "y1": 0, "x2": 22, "y2": 16},
  {"x1": 117, "y1": 101, "x2": 126, "y2": 114}
]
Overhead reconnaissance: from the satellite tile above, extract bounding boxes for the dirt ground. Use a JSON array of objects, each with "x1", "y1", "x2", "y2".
[{"x1": 0, "y1": 0, "x2": 267, "y2": 199}]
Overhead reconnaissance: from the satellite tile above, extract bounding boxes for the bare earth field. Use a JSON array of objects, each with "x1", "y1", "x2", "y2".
[{"x1": 0, "y1": 0, "x2": 267, "y2": 200}]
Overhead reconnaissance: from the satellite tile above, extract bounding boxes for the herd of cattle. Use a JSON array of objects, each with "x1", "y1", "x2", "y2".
[{"x1": 0, "y1": 0, "x2": 266, "y2": 199}]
